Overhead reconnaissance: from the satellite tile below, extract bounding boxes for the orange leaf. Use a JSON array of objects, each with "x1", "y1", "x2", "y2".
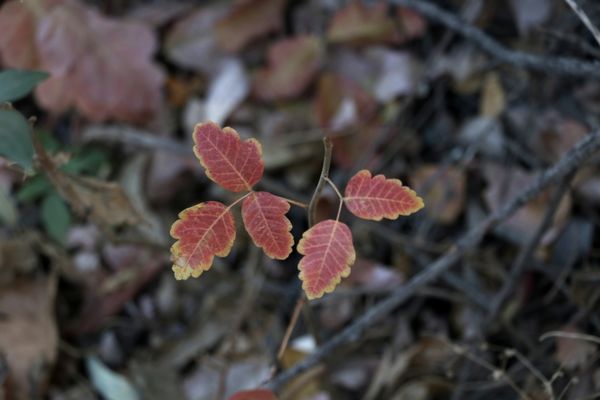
[
  {"x1": 170, "y1": 201, "x2": 236, "y2": 280},
  {"x1": 193, "y1": 122, "x2": 264, "y2": 192},
  {"x1": 254, "y1": 35, "x2": 323, "y2": 101},
  {"x1": 297, "y1": 220, "x2": 356, "y2": 300},
  {"x1": 242, "y1": 191, "x2": 293, "y2": 259},
  {"x1": 344, "y1": 170, "x2": 424, "y2": 221},
  {"x1": 227, "y1": 389, "x2": 278, "y2": 400}
]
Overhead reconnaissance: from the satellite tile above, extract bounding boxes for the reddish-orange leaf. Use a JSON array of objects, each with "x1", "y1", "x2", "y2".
[
  {"x1": 344, "y1": 170, "x2": 424, "y2": 221},
  {"x1": 227, "y1": 389, "x2": 277, "y2": 400},
  {"x1": 242, "y1": 191, "x2": 293, "y2": 259},
  {"x1": 193, "y1": 122, "x2": 264, "y2": 192},
  {"x1": 170, "y1": 201, "x2": 236, "y2": 280},
  {"x1": 297, "y1": 220, "x2": 356, "y2": 300}
]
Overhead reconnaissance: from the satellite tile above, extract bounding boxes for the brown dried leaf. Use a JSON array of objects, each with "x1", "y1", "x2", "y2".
[
  {"x1": 215, "y1": 0, "x2": 287, "y2": 53},
  {"x1": 327, "y1": 2, "x2": 396, "y2": 46},
  {"x1": 0, "y1": 276, "x2": 58, "y2": 400},
  {"x1": 411, "y1": 165, "x2": 466, "y2": 224},
  {"x1": 480, "y1": 72, "x2": 505, "y2": 118},
  {"x1": 254, "y1": 35, "x2": 323, "y2": 101},
  {"x1": 483, "y1": 163, "x2": 572, "y2": 245}
]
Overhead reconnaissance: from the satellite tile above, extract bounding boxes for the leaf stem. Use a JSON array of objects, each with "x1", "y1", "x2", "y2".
[
  {"x1": 227, "y1": 191, "x2": 253, "y2": 210},
  {"x1": 308, "y1": 138, "x2": 334, "y2": 227},
  {"x1": 278, "y1": 196, "x2": 308, "y2": 209},
  {"x1": 324, "y1": 177, "x2": 344, "y2": 221}
]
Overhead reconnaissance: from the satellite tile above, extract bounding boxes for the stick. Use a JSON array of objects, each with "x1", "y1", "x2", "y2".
[
  {"x1": 564, "y1": 0, "x2": 600, "y2": 49},
  {"x1": 390, "y1": 0, "x2": 600, "y2": 78},
  {"x1": 266, "y1": 132, "x2": 600, "y2": 391}
]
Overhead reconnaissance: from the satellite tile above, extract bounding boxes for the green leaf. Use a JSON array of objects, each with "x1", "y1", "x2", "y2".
[
  {"x1": 0, "y1": 69, "x2": 49, "y2": 102},
  {"x1": 0, "y1": 109, "x2": 34, "y2": 173},
  {"x1": 17, "y1": 175, "x2": 52, "y2": 203},
  {"x1": 41, "y1": 192, "x2": 71, "y2": 245},
  {"x1": 87, "y1": 357, "x2": 140, "y2": 400},
  {"x1": 0, "y1": 187, "x2": 17, "y2": 226}
]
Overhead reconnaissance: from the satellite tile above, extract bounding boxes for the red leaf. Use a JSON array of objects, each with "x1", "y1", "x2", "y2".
[
  {"x1": 344, "y1": 170, "x2": 424, "y2": 221},
  {"x1": 215, "y1": 0, "x2": 286, "y2": 53},
  {"x1": 193, "y1": 122, "x2": 264, "y2": 192},
  {"x1": 170, "y1": 201, "x2": 236, "y2": 280},
  {"x1": 242, "y1": 191, "x2": 293, "y2": 259},
  {"x1": 254, "y1": 35, "x2": 323, "y2": 101},
  {"x1": 227, "y1": 389, "x2": 277, "y2": 400},
  {"x1": 297, "y1": 220, "x2": 356, "y2": 300}
]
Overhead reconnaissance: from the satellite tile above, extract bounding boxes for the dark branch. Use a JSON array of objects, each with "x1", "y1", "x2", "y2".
[
  {"x1": 391, "y1": 0, "x2": 600, "y2": 79},
  {"x1": 266, "y1": 132, "x2": 600, "y2": 391}
]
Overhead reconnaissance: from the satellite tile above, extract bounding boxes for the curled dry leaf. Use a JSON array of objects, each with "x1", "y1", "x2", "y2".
[
  {"x1": 254, "y1": 35, "x2": 323, "y2": 101},
  {"x1": 344, "y1": 170, "x2": 424, "y2": 221},
  {"x1": 170, "y1": 201, "x2": 236, "y2": 280},
  {"x1": 193, "y1": 122, "x2": 264, "y2": 192},
  {"x1": 242, "y1": 191, "x2": 293, "y2": 260},
  {"x1": 297, "y1": 219, "x2": 356, "y2": 300},
  {"x1": 0, "y1": 0, "x2": 164, "y2": 123},
  {"x1": 215, "y1": 0, "x2": 287, "y2": 53}
]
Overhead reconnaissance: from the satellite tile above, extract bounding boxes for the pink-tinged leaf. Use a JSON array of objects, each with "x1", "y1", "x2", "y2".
[
  {"x1": 170, "y1": 201, "x2": 236, "y2": 280},
  {"x1": 215, "y1": 0, "x2": 287, "y2": 53},
  {"x1": 344, "y1": 170, "x2": 424, "y2": 221},
  {"x1": 193, "y1": 122, "x2": 264, "y2": 192},
  {"x1": 227, "y1": 389, "x2": 277, "y2": 400},
  {"x1": 254, "y1": 35, "x2": 323, "y2": 101},
  {"x1": 242, "y1": 192, "x2": 293, "y2": 259},
  {"x1": 297, "y1": 220, "x2": 356, "y2": 300},
  {"x1": 0, "y1": 0, "x2": 165, "y2": 123}
]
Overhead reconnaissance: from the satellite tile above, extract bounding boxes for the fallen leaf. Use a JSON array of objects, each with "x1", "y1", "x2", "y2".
[
  {"x1": 370, "y1": 49, "x2": 420, "y2": 102},
  {"x1": 242, "y1": 191, "x2": 293, "y2": 259},
  {"x1": 314, "y1": 72, "x2": 376, "y2": 133},
  {"x1": 163, "y1": 5, "x2": 228, "y2": 74},
  {"x1": 555, "y1": 326, "x2": 597, "y2": 370},
  {"x1": 87, "y1": 357, "x2": 140, "y2": 400},
  {"x1": 192, "y1": 122, "x2": 264, "y2": 192},
  {"x1": 170, "y1": 201, "x2": 236, "y2": 280},
  {"x1": 0, "y1": 1, "x2": 39, "y2": 69},
  {"x1": 480, "y1": 72, "x2": 505, "y2": 118},
  {"x1": 254, "y1": 35, "x2": 323, "y2": 101},
  {"x1": 327, "y1": 2, "x2": 396, "y2": 46},
  {"x1": 346, "y1": 258, "x2": 405, "y2": 290},
  {"x1": 396, "y1": 6, "x2": 427, "y2": 42},
  {"x1": 0, "y1": 276, "x2": 58, "y2": 400},
  {"x1": 483, "y1": 163, "x2": 572, "y2": 245},
  {"x1": 228, "y1": 389, "x2": 277, "y2": 400},
  {"x1": 0, "y1": 0, "x2": 165, "y2": 123},
  {"x1": 411, "y1": 165, "x2": 466, "y2": 224},
  {"x1": 205, "y1": 58, "x2": 249, "y2": 125},
  {"x1": 215, "y1": 0, "x2": 287, "y2": 53},
  {"x1": 344, "y1": 170, "x2": 424, "y2": 221},
  {"x1": 297, "y1": 220, "x2": 356, "y2": 300},
  {"x1": 509, "y1": 0, "x2": 553, "y2": 35}
]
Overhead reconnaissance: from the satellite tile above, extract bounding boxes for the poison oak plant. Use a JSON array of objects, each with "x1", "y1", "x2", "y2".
[{"x1": 170, "y1": 122, "x2": 424, "y2": 299}]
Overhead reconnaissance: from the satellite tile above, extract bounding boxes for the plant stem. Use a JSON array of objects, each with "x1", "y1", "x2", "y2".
[
  {"x1": 308, "y1": 138, "x2": 334, "y2": 227},
  {"x1": 273, "y1": 138, "x2": 334, "y2": 368},
  {"x1": 324, "y1": 177, "x2": 344, "y2": 221}
]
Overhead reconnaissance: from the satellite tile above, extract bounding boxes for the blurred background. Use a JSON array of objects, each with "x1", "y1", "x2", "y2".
[{"x1": 1, "y1": 0, "x2": 600, "y2": 399}]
